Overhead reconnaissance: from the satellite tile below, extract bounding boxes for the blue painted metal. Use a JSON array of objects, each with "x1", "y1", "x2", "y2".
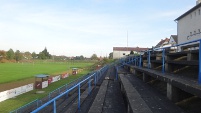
[
  {"x1": 88, "y1": 80, "x2": 91, "y2": 95},
  {"x1": 53, "y1": 100, "x2": 56, "y2": 113},
  {"x1": 147, "y1": 51, "x2": 151, "y2": 69},
  {"x1": 48, "y1": 93, "x2": 51, "y2": 101},
  {"x1": 37, "y1": 100, "x2": 39, "y2": 108},
  {"x1": 139, "y1": 55, "x2": 142, "y2": 67},
  {"x1": 135, "y1": 56, "x2": 137, "y2": 66},
  {"x1": 78, "y1": 84, "x2": 81, "y2": 110},
  {"x1": 10, "y1": 99, "x2": 39, "y2": 113},
  {"x1": 154, "y1": 38, "x2": 200, "y2": 50},
  {"x1": 31, "y1": 66, "x2": 108, "y2": 113},
  {"x1": 162, "y1": 49, "x2": 165, "y2": 73},
  {"x1": 199, "y1": 40, "x2": 201, "y2": 84},
  {"x1": 94, "y1": 73, "x2": 97, "y2": 86},
  {"x1": 120, "y1": 39, "x2": 201, "y2": 84},
  {"x1": 116, "y1": 66, "x2": 118, "y2": 80}
]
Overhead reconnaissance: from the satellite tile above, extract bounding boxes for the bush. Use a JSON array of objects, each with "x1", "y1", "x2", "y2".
[{"x1": 0, "y1": 59, "x2": 9, "y2": 63}]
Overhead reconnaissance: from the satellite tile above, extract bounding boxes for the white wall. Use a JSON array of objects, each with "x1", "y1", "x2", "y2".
[
  {"x1": 113, "y1": 51, "x2": 130, "y2": 59},
  {"x1": 177, "y1": 7, "x2": 201, "y2": 44},
  {"x1": 169, "y1": 37, "x2": 176, "y2": 45}
]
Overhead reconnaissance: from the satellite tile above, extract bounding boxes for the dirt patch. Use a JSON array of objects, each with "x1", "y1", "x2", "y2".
[
  {"x1": 0, "y1": 70, "x2": 75, "y2": 92},
  {"x1": 0, "y1": 69, "x2": 84, "y2": 92},
  {"x1": 0, "y1": 78, "x2": 35, "y2": 92}
]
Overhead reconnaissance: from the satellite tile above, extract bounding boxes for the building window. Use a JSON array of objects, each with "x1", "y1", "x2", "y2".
[
  {"x1": 195, "y1": 12, "x2": 196, "y2": 16},
  {"x1": 199, "y1": 29, "x2": 201, "y2": 33},
  {"x1": 199, "y1": 9, "x2": 201, "y2": 15},
  {"x1": 190, "y1": 14, "x2": 192, "y2": 19},
  {"x1": 190, "y1": 32, "x2": 192, "y2": 36},
  {"x1": 194, "y1": 31, "x2": 196, "y2": 35}
]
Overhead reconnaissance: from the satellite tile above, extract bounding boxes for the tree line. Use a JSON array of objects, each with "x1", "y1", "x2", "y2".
[
  {"x1": 0, "y1": 47, "x2": 51, "y2": 62},
  {"x1": 0, "y1": 47, "x2": 113, "y2": 63}
]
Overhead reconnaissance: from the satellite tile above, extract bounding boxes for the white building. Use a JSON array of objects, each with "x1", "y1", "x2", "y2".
[
  {"x1": 113, "y1": 47, "x2": 148, "y2": 59},
  {"x1": 175, "y1": 0, "x2": 201, "y2": 47},
  {"x1": 169, "y1": 35, "x2": 178, "y2": 46},
  {"x1": 155, "y1": 38, "x2": 170, "y2": 48}
]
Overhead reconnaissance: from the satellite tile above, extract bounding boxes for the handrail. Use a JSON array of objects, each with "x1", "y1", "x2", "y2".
[
  {"x1": 154, "y1": 39, "x2": 200, "y2": 51},
  {"x1": 31, "y1": 65, "x2": 108, "y2": 113},
  {"x1": 121, "y1": 38, "x2": 201, "y2": 84},
  {"x1": 10, "y1": 99, "x2": 39, "y2": 113},
  {"x1": 48, "y1": 73, "x2": 91, "y2": 100}
]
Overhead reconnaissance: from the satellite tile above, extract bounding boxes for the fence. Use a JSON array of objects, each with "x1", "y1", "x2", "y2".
[
  {"x1": 31, "y1": 65, "x2": 108, "y2": 113},
  {"x1": 10, "y1": 66, "x2": 108, "y2": 113}
]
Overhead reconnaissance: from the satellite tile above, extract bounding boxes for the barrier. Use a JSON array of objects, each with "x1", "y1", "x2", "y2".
[
  {"x1": 0, "y1": 83, "x2": 34, "y2": 102},
  {"x1": 10, "y1": 99, "x2": 42, "y2": 113},
  {"x1": 118, "y1": 38, "x2": 201, "y2": 84},
  {"x1": 29, "y1": 65, "x2": 108, "y2": 113}
]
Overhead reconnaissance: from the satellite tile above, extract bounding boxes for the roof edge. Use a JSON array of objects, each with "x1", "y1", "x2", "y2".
[{"x1": 175, "y1": 3, "x2": 201, "y2": 21}]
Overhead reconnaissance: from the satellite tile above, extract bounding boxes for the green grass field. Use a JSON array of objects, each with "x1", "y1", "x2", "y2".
[
  {"x1": 0, "y1": 61, "x2": 94, "y2": 84},
  {"x1": 0, "y1": 61, "x2": 95, "y2": 112}
]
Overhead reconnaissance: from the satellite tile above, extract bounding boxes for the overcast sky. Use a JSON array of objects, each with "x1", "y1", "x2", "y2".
[{"x1": 0, "y1": 0, "x2": 196, "y2": 57}]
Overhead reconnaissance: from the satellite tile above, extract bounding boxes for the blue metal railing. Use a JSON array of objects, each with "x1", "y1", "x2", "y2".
[
  {"x1": 118, "y1": 38, "x2": 201, "y2": 84},
  {"x1": 10, "y1": 99, "x2": 42, "y2": 113},
  {"x1": 10, "y1": 66, "x2": 108, "y2": 113},
  {"x1": 48, "y1": 73, "x2": 92, "y2": 101},
  {"x1": 30, "y1": 66, "x2": 108, "y2": 113}
]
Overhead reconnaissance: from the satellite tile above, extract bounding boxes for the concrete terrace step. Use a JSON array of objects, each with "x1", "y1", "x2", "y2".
[
  {"x1": 102, "y1": 67, "x2": 126, "y2": 113},
  {"x1": 63, "y1": 86, "x2": 95, "y2": 113},
  {"x1": 88, "y1": 80, "x2": 109, "y2": 113},
  {"x1": 119, "y1": 73, "x2": 186, "y2": 113},
  {"x1": 128, "y1": 65, "x2": 201, "y2": 98},
  {"x1": 88, "y1": 66, "x2": 127, "y2": 113},
  {"x1": 119, "y1": 74, "x2": 153, "y2": 113}
]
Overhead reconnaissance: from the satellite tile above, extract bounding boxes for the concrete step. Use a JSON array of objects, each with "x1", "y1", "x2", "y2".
[
  {"x1": 119, "y1": 74, "x2": 153, "y2": 113},
  {"x1": 120, "y1": 73, "x2": 186, "y2": 113},
  {"x1": 88, "y1": 80, "x2": 109, "y2": 113},
  {"x1": 64, "y1": 86, "x2": 95, "y2": 113}
]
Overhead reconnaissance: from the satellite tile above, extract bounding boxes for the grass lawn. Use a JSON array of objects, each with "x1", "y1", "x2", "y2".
[
  {"x1": 0, "y1": 61, "x2": 93, "y2": 84},
  {"x1": 0, "y1": 63, "x2": 94, "y2": 113}
]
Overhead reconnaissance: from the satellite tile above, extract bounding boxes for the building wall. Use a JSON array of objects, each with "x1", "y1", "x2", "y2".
[
  {"x1": 113, "y1": 51, "x2": 130, "y2": 59},
  {"x1": 169, "y1": 37, "x2": 176, "y2": 45},
  {"x1": 177, "y1": 6, "x2": 201, "y2": 44}
]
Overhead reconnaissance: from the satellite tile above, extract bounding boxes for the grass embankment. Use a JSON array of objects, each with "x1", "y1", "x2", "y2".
[{"x1": 0, "y1": 61, "x2": 95, "y2": 113}]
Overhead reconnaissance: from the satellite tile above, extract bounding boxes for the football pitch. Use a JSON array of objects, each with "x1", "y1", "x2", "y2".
[
  {"x1": 0, "y1": 61, "x2": 95, "y2": 112},
  {"x1": 0, "y1": 61, "x2": 94, "y2": 84}
]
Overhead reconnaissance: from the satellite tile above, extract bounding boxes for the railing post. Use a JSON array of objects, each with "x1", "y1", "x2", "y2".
[
  {"x1": 53, "y1": 100, "x2": 56, "y2": 113},
  {"x1": 37, "y1": 99, "x2": 39, "y2": 108},
  {"x1": 199, "y1": 40, "x2": 201, "y2": 84},
  {"x1": 88, "y1": 80, "x2": 91, "y2": 95},
  {"x1": 149, "y1": 50, "x2": 151, "y2": 68},
  {"x1": 97, "y1": 71, "x2": 99, "y2": 81},
  {"x1": 162, "y1": 49, "x2": 165, "y2": 73},
  {"x1": 94, "y1": 73, "x2": 97, "y2": 86},
  {"x1": 48, "y1": 93, "x2": 51, "y2": 101},
  {"x1": 116, "y1": 67, "x2": 118, "y2": 80},
  {"x1": 139, "y1": 55, "x2": 142, "y2": 67},
  {"x1": 135, "y1": 56, "x2": 137, "y2": 66},
  {"x1": 78, "y1": 84, "x2": 81, "y2": 110},
  {"x1": 66, "y1": 84, "x2": 68, "y2": 90},
  {"x1": 66, "y1": 92, "x2": 68, "y2": 99},
  {"x1": 147, "y1": 51, "x2": 150, "y2": 68},
  {"x1": 100, "y1": 70, "x2": 102, "y2": 78}
]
